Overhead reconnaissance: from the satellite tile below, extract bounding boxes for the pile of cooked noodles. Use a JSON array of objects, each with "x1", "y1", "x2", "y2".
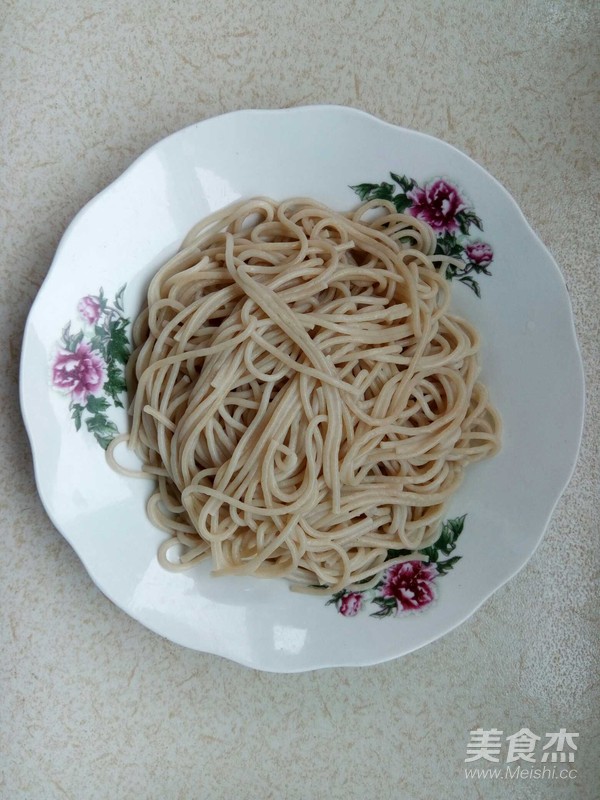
[{"x1": 109, "y1": 197, "x2": 500, "y2": 593}]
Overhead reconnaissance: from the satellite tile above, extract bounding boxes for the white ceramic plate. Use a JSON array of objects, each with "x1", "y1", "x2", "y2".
[{"x1": 20, "y1": 106, "x2": 584, "y2": 672}]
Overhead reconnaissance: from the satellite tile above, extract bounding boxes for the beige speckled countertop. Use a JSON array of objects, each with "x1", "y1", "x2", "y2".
[{"x1": 2, "y1": 2, "x2": 599, "y2": 798}]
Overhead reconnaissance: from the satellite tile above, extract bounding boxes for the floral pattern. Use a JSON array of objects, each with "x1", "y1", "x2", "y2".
[
  {"x1": 351, "y1": 173, "x2": 494, "y2": 297},
  {"x1": 77, "y1": 295, "x2": 102, "y2": 325},
  {"x1": 380, "y1": 561, "x2": 438, "y2": 612},
  {"x1": 407, "y1": 178, "x2": 466, "y2": 234},
  {"x1": 328, "y1": 515, "x2": 466, "y2": 617},
  {"x1": 339, "y1": 593, "x2": 363, "y2": 617},
  {"x1": 51, "y1": 286, "x2": 130, "y2": 449},
  {"x1": 52, "y1": 342, "x2": 106, "y2": 403}
]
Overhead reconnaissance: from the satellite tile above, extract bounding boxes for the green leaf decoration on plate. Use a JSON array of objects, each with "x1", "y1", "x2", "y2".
[{"x1": 419, "y1": 514, "x2": 465, "y2": 562}]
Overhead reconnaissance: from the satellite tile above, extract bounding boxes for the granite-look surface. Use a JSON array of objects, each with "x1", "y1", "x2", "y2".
[{"x1": 2, "y1": 1, "x2": 598, "y2": 798}]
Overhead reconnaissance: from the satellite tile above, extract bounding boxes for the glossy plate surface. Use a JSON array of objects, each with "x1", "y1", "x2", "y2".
[{"x1": 20, "y1": 106, "x2": 584, "y2": 672}]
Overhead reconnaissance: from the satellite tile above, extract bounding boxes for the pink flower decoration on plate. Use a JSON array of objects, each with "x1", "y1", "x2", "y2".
[
  {"x1": 408, "y1": 178, "x2": 466, "y2": 233},
  {"x1": 78, "y1": 295, "x2": 102, "y2": 325},
  {"x1": 52, "y1": 343, "x2": 106, "y2": 403},
  {"x1": 339, "y1": 592, "x2": 363, "y2": 616},
  {"x1": 381, "y1": 561, "x2": 438, "y2": 612},
  {"x1": 465, "y1": 241, "x2": 493, "y2": 266}
]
